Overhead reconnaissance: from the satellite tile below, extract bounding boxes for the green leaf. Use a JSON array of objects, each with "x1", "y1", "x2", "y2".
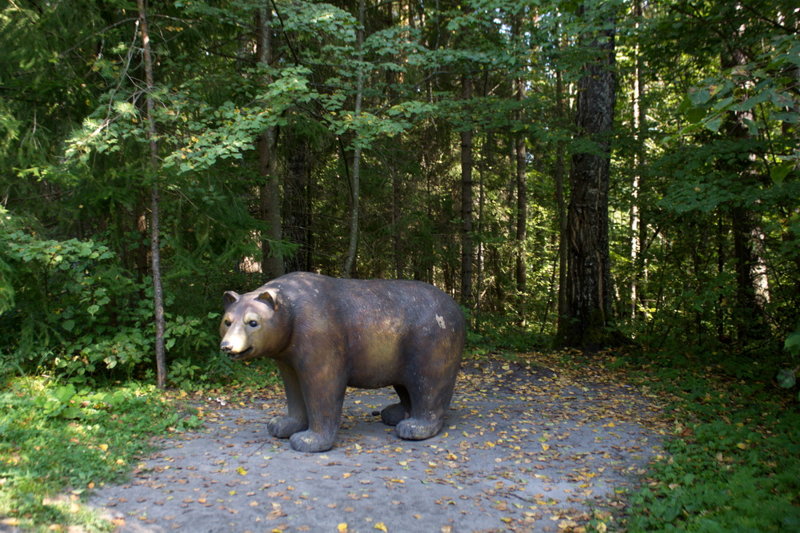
[
  {"x1": 770, "y1": 162, "x2": 794, "y2": 184},
  {"x1": 688, "y1": 87, "x2": 712, "y2": 106},
  {"x1": 704, "y1": 115, "x2": 723, "y2": 133},
  {"x1": 53, "y1": 384, "x2": 76, "y2": 404},
  {"x1": 785, "y1": 330, "x2": 800, "y2": 357},
  {"x1": 776, "y1": 369, "x2": 796, "y2": 389}
]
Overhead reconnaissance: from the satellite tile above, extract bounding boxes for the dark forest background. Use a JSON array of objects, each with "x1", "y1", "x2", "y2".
[{"x1": 1, "y1": 0, "x2": 798, "y2": 387}]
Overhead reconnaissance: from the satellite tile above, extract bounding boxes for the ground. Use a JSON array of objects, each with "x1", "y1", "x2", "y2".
[{"x1": 89, "y1": 354, "x2": 667, "y2": 532}]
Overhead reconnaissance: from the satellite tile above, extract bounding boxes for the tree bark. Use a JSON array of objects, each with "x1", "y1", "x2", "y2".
[
  {"x1": 136, "y1": 0, "x2": 166, "y2": 389},
  {"x1": 343, "y1": 0, "x2": 365, "y2": 278},
  {"x1": 459, "y1": 74, "x2": 474, "y2": 307},
  {"x1": 283, "y1": 130, "x2": 313, "y2": 273},
  {"x1": 722, "y1": 7, "x2": 770, "y2": 342},
  {"x1": 630, "y1": 0, "x2": 644, "y2": 321},
  {"x1": 257, "y1": 4, "x2": 284, "y2": 280},
  {"x1": 554, "y1": 39, "x2": 569, "y2": 332},
  {"x1": 514, "y1": 76, "x2": 527, "y2": 299},
  {"x1": 556, "y1": 4, "x2": 620, "y2": 350},
  {"x1": 513, "y1": 14, "x2": 528, "y2": 300}
]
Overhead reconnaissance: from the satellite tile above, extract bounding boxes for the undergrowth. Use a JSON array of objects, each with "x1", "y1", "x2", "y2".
[
  {"x1": 620, "y1": 349, "x2": 800, "y2": 532},
  {"x1": 0, "y1": 377, "x2": 201, "y2": 531}
]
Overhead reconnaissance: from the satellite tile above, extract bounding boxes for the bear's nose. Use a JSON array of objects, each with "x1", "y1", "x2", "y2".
[{"x1": 220, "y1": 341, "x2": 232, "y2": 353}]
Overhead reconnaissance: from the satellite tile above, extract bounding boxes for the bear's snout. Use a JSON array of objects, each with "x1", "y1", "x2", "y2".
[{"x1": 220, "y1": 340, "x2": 253, "y2": 359}]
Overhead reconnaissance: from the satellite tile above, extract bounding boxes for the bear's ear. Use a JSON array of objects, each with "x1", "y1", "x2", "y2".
[
  {"x1": 256, "y1": 290, "x2": 278, "y2": 311},
  {"x1": 223, "y1": 291, "x2": 240, "y2": 310}
]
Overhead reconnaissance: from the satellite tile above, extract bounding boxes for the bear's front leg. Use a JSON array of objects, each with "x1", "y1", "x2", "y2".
[
  {"x1": 288, "y1": 370, "x2": 346, "y2": 453},
  {"x1": 269, "y1": 362, "x2": 309, "y2": 439}
]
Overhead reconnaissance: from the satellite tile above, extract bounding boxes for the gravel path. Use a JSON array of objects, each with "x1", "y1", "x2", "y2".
[{"x1": 89, "y1": 355, "x2": 665, "y2": 532}]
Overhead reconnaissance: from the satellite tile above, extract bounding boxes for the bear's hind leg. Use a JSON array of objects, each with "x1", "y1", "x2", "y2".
[
  {"x1": 395, "y1": 383, "x2": 449, "y2": 441},
  {"x1": 395, "y1": 369, "x2": 456, "y2": 441},
  {"x1": 381, "y1": 385, "x2": 411, "y2": 426},
  {"x1": 396, "y1": 416, "x2": 444, "y2": 440}
]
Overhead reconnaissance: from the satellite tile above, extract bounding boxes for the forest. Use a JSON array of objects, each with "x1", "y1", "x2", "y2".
[{"x1": 1, "y1": 0, "x2": 799, "y2": 530}]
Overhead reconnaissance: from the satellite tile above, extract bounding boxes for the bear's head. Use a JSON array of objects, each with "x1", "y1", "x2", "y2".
[{"x1": 219, "y1": 289, "x2": 291, "y2": 361}]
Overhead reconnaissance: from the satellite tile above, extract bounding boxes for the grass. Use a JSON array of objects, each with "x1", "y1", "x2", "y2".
[
  {"x1": 0, "y1": 376, "x2": 201, "y2": 531},
  {"x1": 619, "y1": 350, "x2": 800, "y2": 532},
  {"x1": 0, "y1": 356, "x2": 280, "y2": 531}
]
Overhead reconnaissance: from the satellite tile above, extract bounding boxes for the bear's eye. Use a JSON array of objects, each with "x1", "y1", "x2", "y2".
[
  {"x1": 247, "y1": 320, "x2": 258, "y2": 328},
  {"x1": 224, "y1": 319, "x2": 232, "y2": 327}
]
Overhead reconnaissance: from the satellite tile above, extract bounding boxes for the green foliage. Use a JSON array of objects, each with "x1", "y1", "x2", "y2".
[
  {"x1": 0, "y1": 376, "x2": 198, "y2": 529},
  {"x1": 623, "y1": 352, "x2": 800, "y2": 531},
  {"x1": 0, "y1": 218, "x2": 151, "y2": 379}
]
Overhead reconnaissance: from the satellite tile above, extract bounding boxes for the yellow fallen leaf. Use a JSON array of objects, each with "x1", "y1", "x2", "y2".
[
  {"x1": 374, "y1": 522, "x2": 388, "y2": 532},
  {"x1": 541, "y1": 443, "x2": 550, "y2": 451},
  {"x1": 337, "y1": 523, "x2": 348, "y2": 533},
  {"x1": 736, "y1": 442, "x2": 748, "y2": 450},
  {"x1": 236, "y1": 466, "x2": 248, "y2": 476},
  {"x1": 98, "y1": 444, "x2": 109, "y2": 452}
]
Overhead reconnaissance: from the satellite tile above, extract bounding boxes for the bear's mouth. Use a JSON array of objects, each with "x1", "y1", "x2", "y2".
[{"x1": 228, "y1": 347, "x2": 253, "y2": 360}]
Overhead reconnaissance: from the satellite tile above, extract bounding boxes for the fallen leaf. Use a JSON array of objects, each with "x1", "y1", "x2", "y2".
[
  {"x1": 374, "y1": 522, "x2": 388, "y2": 532},
  {"x1": 337, "y1": 523, "x2": 348, "y2": 533}
]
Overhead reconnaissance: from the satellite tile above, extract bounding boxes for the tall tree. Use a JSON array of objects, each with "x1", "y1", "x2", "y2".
[
  {"x1": 343, "y1": 0, "x2": 366, "y2": 278},
  {"x1": 136, "y1": 0, "x2": 167, "y2": 388},
  {"x1": 257, "y1": 4, "x2": 284, "y2": 280},
  {"x1": 557, "y1": 2, "x2": 620, "y2": 349},
  {"x1": 459, "y1": 74, "x2": 474, "y2": 306},
  {"x1": 513, "y1": 13, "x2": 528, "y2": 301},
  {"x1": 722, "y1": 3, "x2": 770, "y2": 342},
  {"x1": 629, "y1": 0, "x2": 645, "y2": 320}
]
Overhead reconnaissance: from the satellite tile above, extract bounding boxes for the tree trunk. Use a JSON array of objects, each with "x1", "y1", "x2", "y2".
[
  {"x1": 629, "y1": 0, "x2": 644, "y2": 321},
  {"x1": 391, "y1": 166, "x2": 403, "y2": 278},
  {"x1": 512, "y1": 14, "x2": 527, "y2": 301},
  {"x1": 136, "y1": 0, "x2": 166, "y2": 389},
  {"x1": 722, "y1": 10, "x2": 770, "y2": 342},
  {"x1": 459, "y1": 74, "x2": 474, "y2": 307},
  {"x1": 556, "y1": 4, "x2": 620, "y2": 350},
  {"x1": 554, "y1": 42, "x2": 569, "y2": 332},
  {"x1": 514, "y1": 76, "x2": 527, "y2": 299},
  {"x1": 257, "y1": 4, "x2": 283, "y2": 280},
  {"x1": 343, "y1": 0, "x2": 365, "y2": 278},
  {"x1": 283, "y1": 130, "x2": 313, "y2": 273}
]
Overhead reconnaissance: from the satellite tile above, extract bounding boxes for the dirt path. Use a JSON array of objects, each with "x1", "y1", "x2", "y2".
[{"x1": 90, "y1": 355, "x2": 666, "y2": 532}]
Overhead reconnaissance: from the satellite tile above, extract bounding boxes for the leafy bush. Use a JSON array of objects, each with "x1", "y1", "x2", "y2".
[{"x1": 0, "y1": 222, "x2": 154, "y2": 382}]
